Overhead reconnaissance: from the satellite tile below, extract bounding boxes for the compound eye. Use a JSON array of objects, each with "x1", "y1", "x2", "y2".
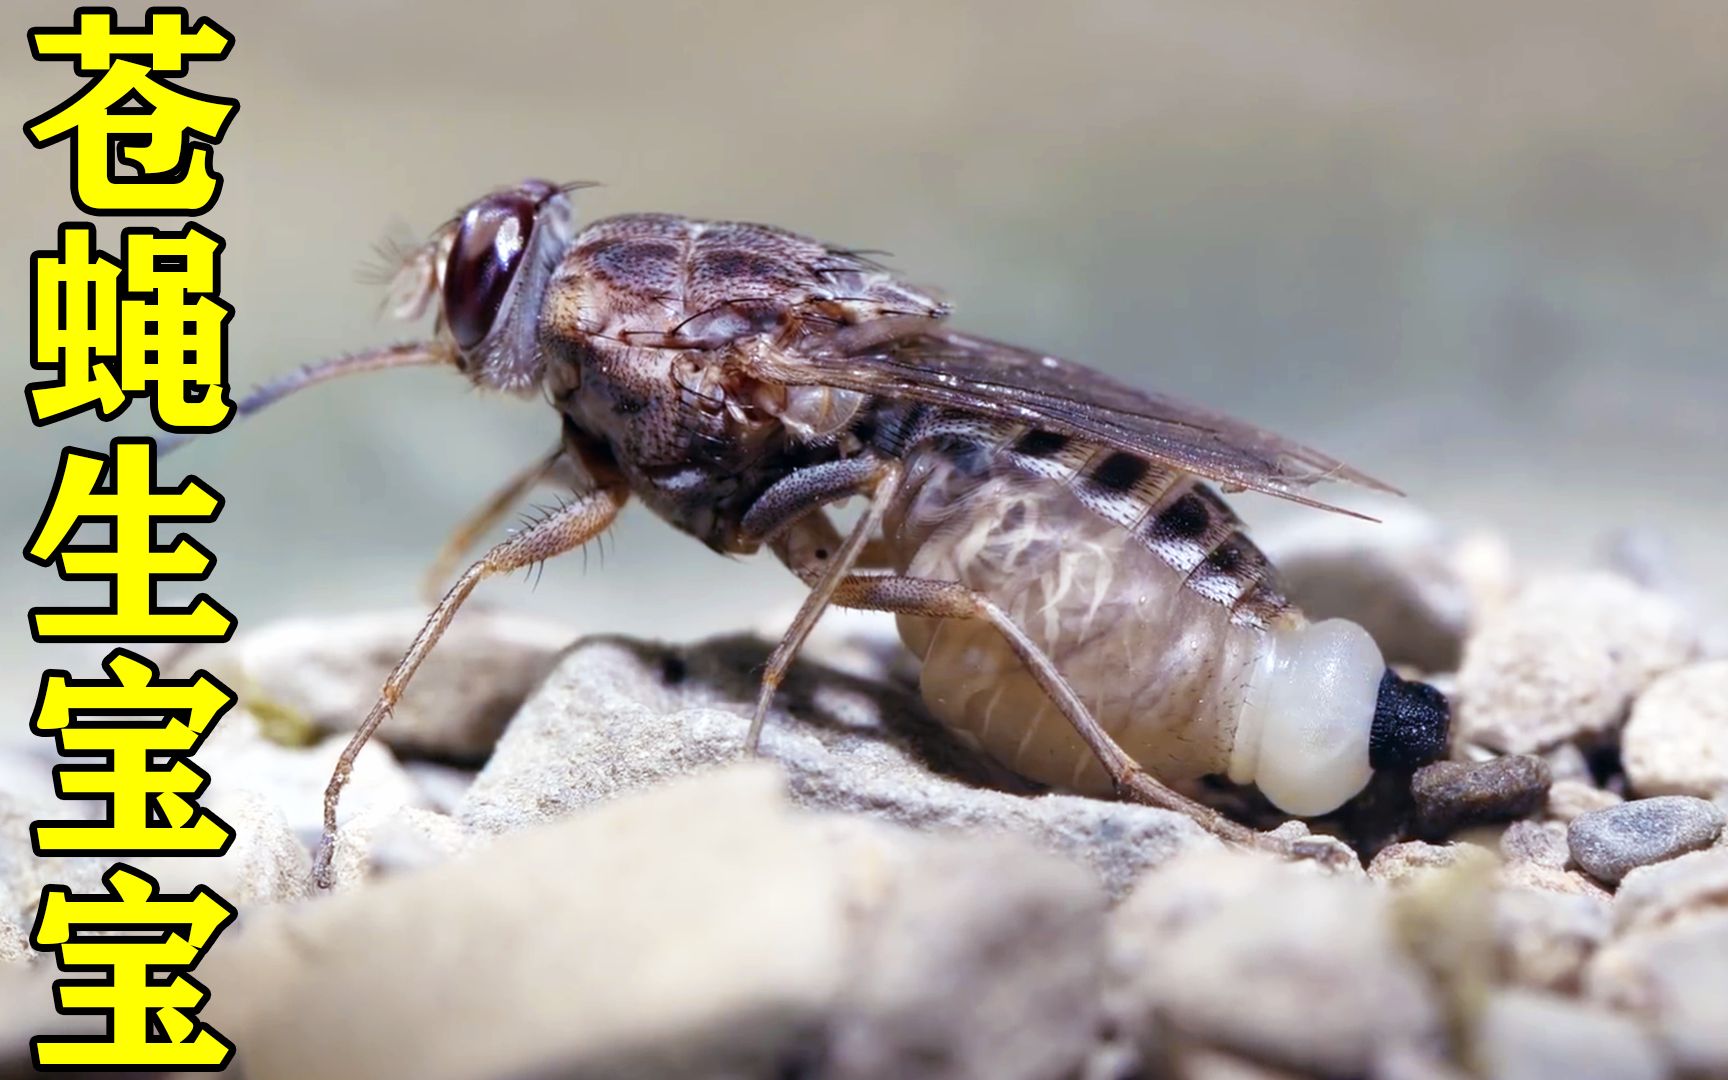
[{"x1": 442, "y1": 191, "x2": 537, "y2": 350}]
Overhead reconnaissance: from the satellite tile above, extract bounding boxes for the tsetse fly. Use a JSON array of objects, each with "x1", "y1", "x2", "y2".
[{"x1": 208, "y1": 180, "x2": 1451, "y2": 884}]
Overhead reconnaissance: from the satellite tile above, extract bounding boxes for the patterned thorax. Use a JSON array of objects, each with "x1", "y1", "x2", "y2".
[{"x1": 548, "y1": 213, "x2": 946, "y2": 351}]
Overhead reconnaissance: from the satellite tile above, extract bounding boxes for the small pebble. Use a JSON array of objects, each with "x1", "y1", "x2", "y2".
[
  {"x1": 1613, "y1": 847, "x2": 1728, "y2": 934},
  {"x1": 1545, "y1": 780, "x2": 1623, "y2": 824},
  {"x1": 1493, "y1": 887, "x2": 1611, "y2": 994},
  {"x1": 1367, "y1": 841, "x2": 1496, "y2": 888},
  {"x1": 1622, "y1": 661, "x2": 1728, "y2": 799},
  {"x1": 1568, "y1": 796, "x2": 1725, "y2": 885},
  {"x1": 1500, "y1": 820, "x2": 1570, "y2": 870},
  {"x1": 1587, "y1": 910, "x2": 1728, "y2": 1075},
  {"x1": 1540, "y1": 742, "x2": 1594, "y2": 785},
  {"x1": 1456, "y1": 573, "x2": 1695, "y2": 754},
  {"x1": 1411, "y1": 756, "x2": 1551, "y2": 838},
  {"x1": 1499, "y1": 861, "x2": 1613, "y2": 902},
  {"x1": 1477, "y1": 989, "x2": 1667, "y2": 1080}
]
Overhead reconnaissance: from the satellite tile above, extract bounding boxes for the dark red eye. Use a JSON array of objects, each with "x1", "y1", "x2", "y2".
[{"x1": 443, "y1": 192, "x2": 537, "y2": 350}]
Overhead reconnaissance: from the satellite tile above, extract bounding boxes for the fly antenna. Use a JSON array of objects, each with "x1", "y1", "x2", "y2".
[{"x1": 160, "y1": 342, "x2": 453, "y2": 455}]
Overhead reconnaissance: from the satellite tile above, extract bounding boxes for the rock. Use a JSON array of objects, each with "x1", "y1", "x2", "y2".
[
  {"x1": 198, "y1": 709, "x2": 427, "y2": 848},
  {"x1": 1568, "y1": 796, "x2": 1725, "y2": 885},
  {"x1": 1492, "y1": 886, "x2": 1612, "y2": 994},
  {"x1": 1614, "y1": 848, "x2": 1728, "y2": 934},
  {"x1": 1541, "y1": 741, "x2": 1594, "y2": 785},
  {"x1": 1106, "y1": 850, "x2": 1442, "y2": 1076},
  {"x1": 324, "y1": 805, "x2": 474, "y2": 891},
  {"x1": 1622, "y1": 661, "x2": 1728, "y2": 799},
  {"x1": 128, "y1": 790, "x2": 310, "y2": 906},
  {"x1": 1456, "y1": 573, "x2": 1695, "y2": 754},
  {"x1": 198, "y1": 610, "x2": 576, "y2": 763},
  {"x1": 196, "y1": 765, "x2": 1111, "y2": 1080},
  {"x1": 0, "y1": 919, "x2": 26, "y2": 965},
  {"x1": 1163, "y1": 1045, "x2": 1310, "y2": 1079},
  {"x1": 1546, "y1": 780, "x2": 1623, "y2": 823},
  {"x1": 401, "y1": 760, "x2": 477, "y2": 814},
  {"x1": 1498, "y1": 860, "x2": 1613, "y2": 902},
  {"x1": 1589, "y1": 910, "x2": 1728, "y2": 1076},
  {"x1": 460, "y1": 636, "x2": 1217, "y2": 897},
  {"x1": 1257, "y1": 511, "x2": 1488, "y2": 672},
  {"x1": 1500, "y1": 819, "x2": 1571, "y2": 869},
  {"x1": 1476, "y1": 989, "x2": 1667, "y2": 1080},
  {"x1": 1260, "y1": 819, "x2": 1363, "y2": 876},
  {"x1": 1367, "y1": 841, "x2": 1496, "y2": 888},
  {"x1": 1411, "y1": 756, "x2": 1551, "y2": 837},
  {"x1": 0, "y1": 789, "x2": 106, "y2": 966},
  {"x1": 825, "y1": 834, "x2": 1106, "y2": 1080}
]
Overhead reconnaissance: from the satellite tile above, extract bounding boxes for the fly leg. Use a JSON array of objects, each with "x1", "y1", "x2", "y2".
[
  {"x1": 421, "y1": 443, "x2": 572, "y2": 600},
  {"x1": 739, "y1": 457, "x2": 904, "y2": 753},
  {"x1": 314, "y1": 483, "x2": 628, "y2": 887},
  {"x1": 785, "y1": 559, "x2": 1343, "y2": 865}
]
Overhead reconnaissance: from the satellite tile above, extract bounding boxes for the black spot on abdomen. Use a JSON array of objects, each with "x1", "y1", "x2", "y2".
[
  {"x1": 1088, "y1": 451, "x2": 1150, "y2": 493},
  {"x1": 1148, "y1": 491, "x2": 1211, "y2": 540},
  {"x1": 1204, "y1": 536, "x2": 1246, "y2": 575},
  {"x1": 1012, "y1": 428, "x2": 1071, "y2": 458}
]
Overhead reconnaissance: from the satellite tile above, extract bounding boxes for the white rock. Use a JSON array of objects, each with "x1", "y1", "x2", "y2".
[
  {"x1": 1456, "y1": 573, "x2": 1696, "y2": 754},
  {"x1": 1614, "y1": 847, "x2": 1728, "y2": 935},
  {"x1": 460, "y1": 636, "x2": 1217, "y2": 897},
  {"x1": 1477, "y1": 989, "x2": 1666, "y2": 1080},
  {"x1": 196, "y1": 765, "x2": 1110, "y2": 1080},
  {"x1": 1499, "y1": 860, "x2": 1614, "y2": 902},
  {"x1": 1162, "y1": 1045, "x2": 1311, "y2": 1079},
  {"x1": 825, "y1": 834, "x2": 1106, "y2": 1080},
  {"x1": 0, "y1": 789, "x2": 106, "y2": 965},
  {"x1": 0, "y1": 919, "x2": 29, "y2": 965},
  {"x1": 192, "y1": 610, "x2": 576, "y2": 762},
  {"x1": 1107, "y1": 850, "x2": 1442, "y2": 1076},
  {"x1": 198, "y1": 710, "x2": 427, "y2": 848},
  {"x1": 1500, "y1": 820, "x2": 1571, "y2": 870},
  {"x1": 128, "y1": 790, "x2": 310, "y2": 907},
  {"x1": 1623, "y1": 661, "x2": 1728, "y2": 799},
  {"x1": 324, "y1": 805, "x2": 474, "y2": 891},
  {"x1": 1367, "y1": 841, "x2": 1495, "y2": 889},
  {"x1": 1493, "y1": 886, "x2": 1612, "y2": 994},
  {"x1": 1546, "y1": 780, "x2": 1623, "y2": 823},
  {"x1": 1541, "y1": 741, "x2": 1594, "y2": 785},
  {"x1": 1589, "y1": 910, "x2": 1728, "y2": 1076}
]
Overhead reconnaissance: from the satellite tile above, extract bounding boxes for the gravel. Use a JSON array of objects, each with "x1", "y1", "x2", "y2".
[
  {"x1": 1455, "y1": 573, "x2": 1696, "y2": 754},
  {"x1": 4, "y1": 527, "x2": 1724, "y2": 1080},
  {"x1": 1410, "y1": 755, "x2": 1552, "y2": 837},
  {"x1": 1622, "y1": 661, "x2": 1728, "y2": 799},
  {"x1": 1568, "y1": 796, "x2": 1726, "y2": 885}
]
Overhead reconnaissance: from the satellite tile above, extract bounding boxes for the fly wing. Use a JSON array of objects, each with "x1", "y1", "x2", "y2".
[{"x1": 749, "y1": 327, "x2": 1399, "y2": 517}]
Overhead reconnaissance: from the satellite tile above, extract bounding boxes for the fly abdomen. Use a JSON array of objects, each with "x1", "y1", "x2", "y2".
[{"x1": 881, "y1": 420, "x2": 1417, "y2": 816}]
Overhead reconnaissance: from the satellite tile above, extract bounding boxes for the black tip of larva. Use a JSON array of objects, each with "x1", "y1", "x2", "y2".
[{"x1": 1369, "y1": 669, "x2": 1451, "y2": 770}]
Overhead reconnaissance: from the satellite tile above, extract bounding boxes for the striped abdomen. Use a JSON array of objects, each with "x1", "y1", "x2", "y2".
[{"x1": 878, "y1": 409, "x2": 1392, "y2": 813}]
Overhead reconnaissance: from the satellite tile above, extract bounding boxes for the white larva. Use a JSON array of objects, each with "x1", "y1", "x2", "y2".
[{"x1": 885, "y1": 438, "x2": 1444, "y2": 817}]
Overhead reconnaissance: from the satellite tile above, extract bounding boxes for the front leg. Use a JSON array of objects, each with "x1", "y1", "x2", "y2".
[{"x1": 314, "y1": 483, "x2": 627, "y2": 886}]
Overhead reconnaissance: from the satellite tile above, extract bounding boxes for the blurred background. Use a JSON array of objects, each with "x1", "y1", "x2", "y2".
[{"x1": 3, "y1": 0, "x2": 1725, "y2": 716}]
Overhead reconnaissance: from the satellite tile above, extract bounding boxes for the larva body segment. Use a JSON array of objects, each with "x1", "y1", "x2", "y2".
[{"x1": 882, "y1": 421, "x2": 1391, "y2": 816}]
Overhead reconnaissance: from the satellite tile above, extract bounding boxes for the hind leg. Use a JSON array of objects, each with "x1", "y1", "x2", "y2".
[{"x1": 774, "y1": 525, "x2": 1346, "y2": 864}]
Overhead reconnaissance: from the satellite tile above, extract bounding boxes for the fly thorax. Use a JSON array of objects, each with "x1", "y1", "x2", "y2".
[{"x1": 1227, "y1": 617, "x2": 1386, "y2": 816}]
